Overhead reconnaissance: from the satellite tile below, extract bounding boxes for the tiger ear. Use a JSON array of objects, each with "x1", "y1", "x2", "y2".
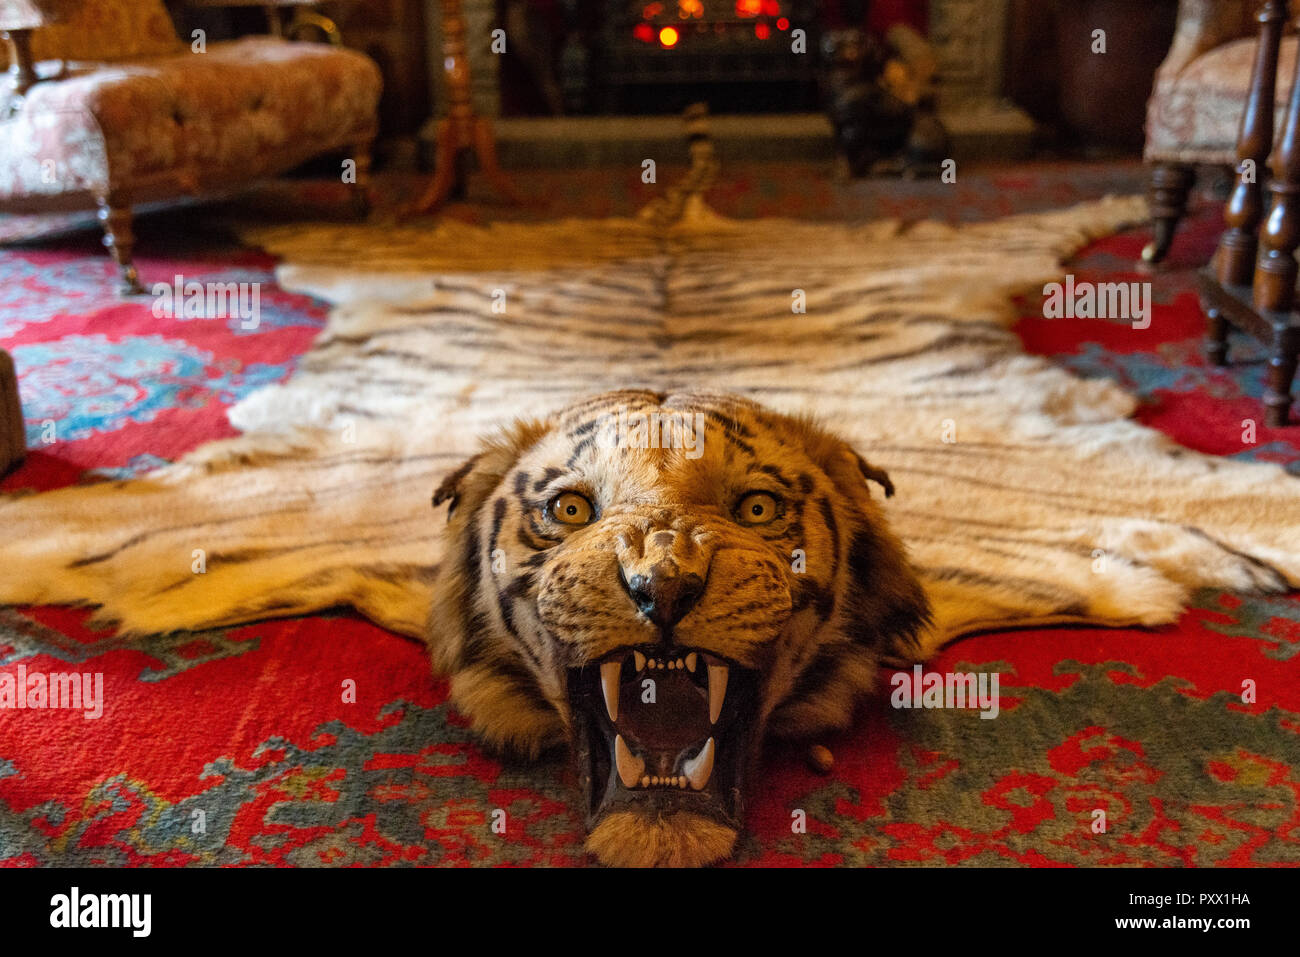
[
  {"x1": 431, "y1": 417, "x2": 553, "y2": 523},
  {"x1": 849, "y1": 451, "x2": 895, "y2": 499},
  {"x1": 432, "y1": 454, "x2": 482, "y2": 519},
  {"x1": 822, "y1": 443, "x2": 931, "y2": 660},
  {"x1": 779, "y1": 413, "x2": 896, "y2": 500}
]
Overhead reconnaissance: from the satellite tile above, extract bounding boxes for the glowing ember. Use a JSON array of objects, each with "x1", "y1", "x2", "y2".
[{"x1": 632, "y1": 0, "x2": 788, "y2": 46}]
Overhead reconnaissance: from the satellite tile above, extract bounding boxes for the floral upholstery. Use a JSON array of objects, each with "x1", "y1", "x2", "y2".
[
  {"x1": 0, "y1": 38, "x2": 382, "y2": 203},
  {"x1": 1145, "y1": 0, "x2": 1294, "y2": 165},
  {"x1": 1147, "y1": 34, "x2": 1298, "y2": 165}
]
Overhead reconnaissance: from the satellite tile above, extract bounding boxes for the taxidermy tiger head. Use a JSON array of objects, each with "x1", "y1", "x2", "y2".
[{"x1": 429, "y1": 390, "x2": 930, "y2": 867}]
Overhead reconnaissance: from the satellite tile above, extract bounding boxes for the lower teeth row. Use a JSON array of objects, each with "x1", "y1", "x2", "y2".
[
  {"x1": 615, "y1": 734, "x2": 715, "y2": 791},
  {"x1": 640, "y1": 775, "x2": 687, "y2": 788}
]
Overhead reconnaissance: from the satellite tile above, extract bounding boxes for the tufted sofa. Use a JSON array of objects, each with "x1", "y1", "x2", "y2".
[
  {"x1": 1142, "y1": 0, "x2": 1292, "y2": 263},
  {"x1": 0, "y1": 0, "x2": 382, "y2": 292}
]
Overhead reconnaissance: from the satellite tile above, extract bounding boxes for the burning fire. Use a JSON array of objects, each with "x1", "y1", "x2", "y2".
[{"x1": 634, "y1": 0, "x2": 788, "y2": 48}]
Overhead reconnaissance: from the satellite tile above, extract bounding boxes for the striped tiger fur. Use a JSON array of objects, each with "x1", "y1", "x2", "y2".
[{"x1": 2, "y1": 182, "x2": 1299, "y2": 864}]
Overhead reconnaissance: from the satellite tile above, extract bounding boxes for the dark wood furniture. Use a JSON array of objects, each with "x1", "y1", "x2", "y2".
[
  {"x1": 182, "y1": 0, "x2": 342, "y2": 41},
  {"x1": 0, "y1": 349, "x2": 23, "y2": 476},
  {"x1": 333, "y1": 0, "x2": 429, "y2": 141},
  {"x1": 1198, "y1": 0, "x2": 1300, "y2": 426}
]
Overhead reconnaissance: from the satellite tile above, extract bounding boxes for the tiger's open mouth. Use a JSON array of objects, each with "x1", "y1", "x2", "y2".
[{"x1": 569, "y1": 647, "x2": 760, "y2": 834}]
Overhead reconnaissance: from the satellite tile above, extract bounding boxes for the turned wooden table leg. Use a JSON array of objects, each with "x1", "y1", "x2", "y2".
[
  {"x1": 472, "y1": 116, "x2": 525, "y2": 205},
  {"x1": 0, "y1": 348, "x2": 25, "y2": 476},
  {"x1": 1217, "y1": 0, "x2": 1287, "y2": 287},
  {"x1": 408, "y1": 0, "x2": 520, "y2": 214},
  {"x1": 1142, "y1": 163, "x2": 1196, "y2": 264}
]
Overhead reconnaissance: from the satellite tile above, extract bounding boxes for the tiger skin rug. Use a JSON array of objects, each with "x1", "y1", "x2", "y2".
[{"x1": 2, "y1": 185, "x2": 1299, "y2": 866}]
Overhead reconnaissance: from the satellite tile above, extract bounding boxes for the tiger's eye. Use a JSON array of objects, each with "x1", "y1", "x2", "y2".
[
  {"x1": 735, "y1": 492, "x2": 779, "y2": 526},
  {"x1": 549, "y1": 491, "x2": 595, "y2": 525}
]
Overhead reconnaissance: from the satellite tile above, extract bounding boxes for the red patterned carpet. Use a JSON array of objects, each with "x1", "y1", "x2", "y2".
[{"x1": 1, "y1": 162, "x2": 1297, "y2": 866}]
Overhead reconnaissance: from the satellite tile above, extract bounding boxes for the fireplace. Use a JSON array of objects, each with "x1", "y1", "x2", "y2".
[
  {"x1": 421, "y1": 0, "x2": 1032, "y2": 163},
  {"x1": 601, "y1": 0, "x2": 822, "y2": 113}
]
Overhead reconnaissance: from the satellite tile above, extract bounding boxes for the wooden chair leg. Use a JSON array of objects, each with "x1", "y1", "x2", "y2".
[
  {"x1": 1216, "y1": 0, "x2": 1288, "y2": 287},
  {"x1": 95, "y1": 198, "x2": 144, "y2": 295},
  {"x1": 1141, "y1": 163, "x2": 1196, "y2": 264},
  {"x1": 1200, "y1": 0, "x2": 1300, "y2": 429},
  {"x1": 0, "y1": 348, "x2": 25, "y2": 477},
  {"x1": 1205, "y1": 306, "x2": 1229, "y2": 367},
  {"x1": 1265, "y1": 329, "x2": 1298, "y2": 427},
  {"x1": 1255, "y1": 13, "x2": 1300, "y2": 315}
]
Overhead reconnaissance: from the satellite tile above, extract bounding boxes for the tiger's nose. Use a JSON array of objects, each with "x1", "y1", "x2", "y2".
[{"x1": 623, "y1": 566, "x2": 706, "y2": 630}]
